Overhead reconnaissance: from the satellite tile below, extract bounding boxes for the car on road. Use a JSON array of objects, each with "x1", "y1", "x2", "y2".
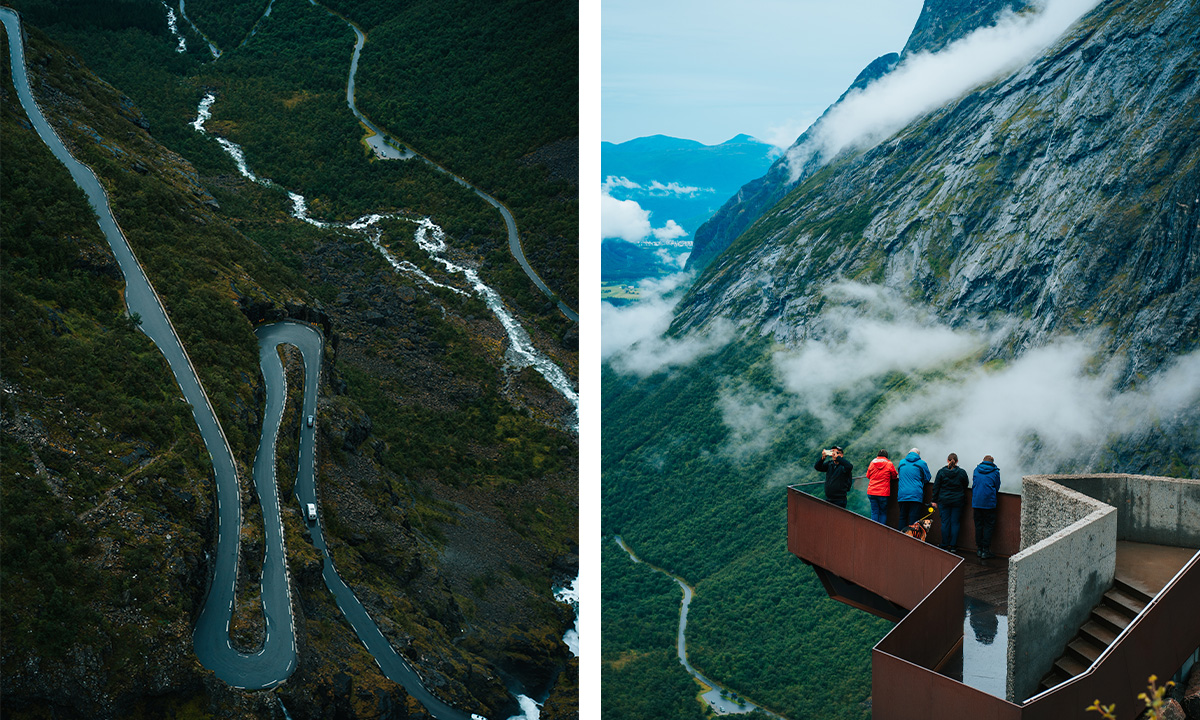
[
  {"x1": 306, "y1": 503, "x2": 317, "y2": 522},
  {"x1": 306, "y1": 415, "x2": 314, "y2": 427}
]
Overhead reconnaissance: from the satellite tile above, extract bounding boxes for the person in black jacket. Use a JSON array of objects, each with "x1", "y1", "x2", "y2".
[
  {"x1": 931, "y1": 453, "x2": 968, "y2": 552},
  {"x1": 815, "y1": 446, "x2": 854, "y2": 509}
]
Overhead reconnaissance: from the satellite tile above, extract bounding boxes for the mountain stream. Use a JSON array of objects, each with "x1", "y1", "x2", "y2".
[{"x1": 614, "y1": 536, "x2": 787, "y2": 718}]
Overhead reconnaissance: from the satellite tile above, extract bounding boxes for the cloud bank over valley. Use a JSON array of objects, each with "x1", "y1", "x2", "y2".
[{"x1": 609, "y1": 281, "x2": 1200, "y2": 487}]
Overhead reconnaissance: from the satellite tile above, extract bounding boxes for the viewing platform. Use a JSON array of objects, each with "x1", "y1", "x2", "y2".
[{"x1": 787, "y1": 474, "x2": 1200, "y2": 720}]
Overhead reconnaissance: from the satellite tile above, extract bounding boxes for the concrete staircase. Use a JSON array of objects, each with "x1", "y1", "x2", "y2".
[{"x1": 1038, "y1": 578, "x2": 1153, "y2": 692}]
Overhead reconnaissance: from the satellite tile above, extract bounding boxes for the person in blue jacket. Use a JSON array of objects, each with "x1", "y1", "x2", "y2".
[
  {"x1": 971, "y1": 455, "x2": 1002, "y2": 559},
  {"x1": 896, "y1": 448, "x2": 931, "y2": 530}
]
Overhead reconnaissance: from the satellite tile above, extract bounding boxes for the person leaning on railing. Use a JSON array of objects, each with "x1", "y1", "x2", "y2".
[
  {"x1": 931, "y1": 453, "x2": 968, "y2": 553},
  {"x1": 896, "y1": 448, "x2": 932, "y2": 530},
  {"x1": 865, "y1": 449, "x2": 898, "y2": 524},
  {"x1": 971, "y1": 455, "x2": 1002, "y2": 559},
  {"x1": 815, "y1": 446, "x2": 854, "y2": 509}
]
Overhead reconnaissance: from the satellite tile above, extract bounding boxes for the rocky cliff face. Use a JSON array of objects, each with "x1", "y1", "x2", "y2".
[
  {"x1": 676, "y1": 0, "x2": 1199, "y2": 386},
  {"x1": 901, "y1": 0, "x2": 1033, "y2": 57},
  {"x1": 686, "y1": 0, "x2": 1034, "y2": 271}
]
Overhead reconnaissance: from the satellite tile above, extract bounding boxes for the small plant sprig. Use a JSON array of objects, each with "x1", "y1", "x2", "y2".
[{"x1": 1086, "y1": 675, "x2": 1175, "y2": 719}]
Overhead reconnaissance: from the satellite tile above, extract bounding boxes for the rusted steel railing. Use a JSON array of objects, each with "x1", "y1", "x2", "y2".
[{"x1": 787, "y1": 486, "x2": 1023, "y2": 719}]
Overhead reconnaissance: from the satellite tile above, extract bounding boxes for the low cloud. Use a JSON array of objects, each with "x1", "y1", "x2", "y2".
[
  {"x1": 603, "y1": 175, "x2": 641, "y2": 192},
  {"x1": 716, "y1": 281, "x2": 1200, "y2": 490},
  {"x1": 601, "y1": 193, "x2": 655, "y2": 243},
  {"x1": 602, "y1": 273, "x2": 735, "y2": 377},
  {"x1": 601, "y1": 184, "x2": 689, "y2": 243},
  {"x1": 762, "y1": 117, "x2": 816, "y2": 152},
  {"x1": 652, "y1": 219, "x2": 688, "y2": 241},
  {"x1": 878, "y1": 343, "x2": 1200, "y2": 490},
  {"x1": 786, "y1": 0, "x2": 1102, "y2": 181},
  {"x1": 647, "y1": 181, "x2": 712, "y2": 197}
]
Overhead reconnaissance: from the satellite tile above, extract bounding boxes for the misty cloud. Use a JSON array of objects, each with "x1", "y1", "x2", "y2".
[
  {"x1": 603, "y1": 175, "x2": 642, "y2": 192},
  {"x1": 602, "y1": 273, "x2": 734, "y2": 377},
  {"x1": 647, "y1": 181, "x2": 712, "y2": 197},
  {"x1": 762, "y1": 117, "x2": 815, "y2": 152},
  {"x1": 786, "y1": 0, "x2": 1102, "y2": 181},
  {"x1": 876, "y1": 342, "x2": 1200, "y2": 489},
  {"x1": 652, "y1": 219, "x2": 688, "y2": 241},
  {"x1": 714, "y1": 281, "x2": 1200, "y2": 490},
  {"x1": 601, "y1": 193, "x2": 655, "y2": 242},
  {"x1": 601, "y1": 183, "x2": 689, "y2": 243}
]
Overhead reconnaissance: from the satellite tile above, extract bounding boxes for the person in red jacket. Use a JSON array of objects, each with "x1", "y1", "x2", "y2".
[{"x1": 865, "y1": 449, "x2": 898, "y2": 524}]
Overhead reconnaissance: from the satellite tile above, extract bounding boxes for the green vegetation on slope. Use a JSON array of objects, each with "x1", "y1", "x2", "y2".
[
  {"x1": 602, "y1": 540, "x2": 708, "y2": 720},
  {"x1": 602, "y1": 340, "x2": 889, "y2": 720},
  {"x1": 1, "y1": 25, "x2": 217, "y2": 706},
  {"x1": 331, "y1": 0, "x2": 579, "y2": 311},
  {"x1": 4, "y1": 5, "x2": 577, "y2": 715}
]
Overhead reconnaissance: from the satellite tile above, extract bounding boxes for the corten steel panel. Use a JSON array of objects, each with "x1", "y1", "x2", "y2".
[
  {"x1": 874, "y1": 564, "x2": 964, "y2": 671},
  {"x1": 788, "y1": 488, "x2": 962, "y2": 611},
  {"x1": 873, "y1": 650, "x2": 1022, "y2": 720},
  {"x1": 1022, "y1": 551, "x2": 1200, "y2": 720},
  {"x1": 892, "y1": 488, "x2": 1022, "y2": 557}
]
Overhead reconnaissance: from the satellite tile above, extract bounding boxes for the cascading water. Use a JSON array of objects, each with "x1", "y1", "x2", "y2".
[
  {"x1": 191, "y1": 88, "x2": 577, "y2": 716},
  {"x1": 191, "y1": 93, "x2": 578, "y2": 425},
  {"x1": 554, "y1": 576, "x2": 579, "y2": 657},
  {"x1": 161, "y1": 2, "x2": 186, "y2": 53}
]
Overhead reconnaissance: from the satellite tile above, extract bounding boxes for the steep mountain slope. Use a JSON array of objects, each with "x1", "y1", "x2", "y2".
[
  {"x1": 677, "y1": 0, "x2": 1199, "y2": 386},
  {"x1": 3, "y1": 4, "x2": 577, "y2": 718},
  {"x1": 686, "y1": 0, "x2": 1032, "y2": 271}
]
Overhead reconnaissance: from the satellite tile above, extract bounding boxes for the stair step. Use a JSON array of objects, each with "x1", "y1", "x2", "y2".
[
  {"x1": 1092, "y1": 604, "x2": 1133, "y2": 634},
  {"x1": 1103, "y1": 587, "x2": 1147, "y2": 617},
  {"x1": 1040, "y1": 668, "x2": 1071, "y2": 692},
  {"x1": 1080, "y1": 620, "x2": 1118, "y2": 648},
  {"x1": 1112, "y1": 577, "x2": 1154, "y2": 605},
  {"x1": 1054, "y1": 654, "x2": 1089, "y2": 678},
  {"x1": 1067, "y1": 638, "x2": 1103, "y2": 665}
]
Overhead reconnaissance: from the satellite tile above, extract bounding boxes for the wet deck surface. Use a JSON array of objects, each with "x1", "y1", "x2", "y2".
[
  {"x1": 1115, "y1": 541, "x2": 1196, "y2": 597},
  {"x1": 941, "y1": 552, "x2": 1010, "y2": 697},
  {"x1": 939, "y1": 542, "x2": 1198, "y2": 699}
]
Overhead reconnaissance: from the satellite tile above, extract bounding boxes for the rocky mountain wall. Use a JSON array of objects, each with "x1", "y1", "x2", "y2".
[{"x1": 675, "y1": 0, "x2": 1200, "y2": 385}]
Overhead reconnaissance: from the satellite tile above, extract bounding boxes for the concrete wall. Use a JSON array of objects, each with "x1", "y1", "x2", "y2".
[
  {"x1": 1007, "y1": 478, "x2": 1117, "y2": 703},
  {"x1": 1038, "y1": 474, "x2": 1200, "y2": 547}
]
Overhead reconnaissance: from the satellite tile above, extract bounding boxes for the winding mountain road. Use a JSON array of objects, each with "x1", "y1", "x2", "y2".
[
  {"x1": 3, "y1": 7, "x2": 297, "y2": 690},
  {"x1": 3, "y1": 11, "x2": 489, "y2": 717}
]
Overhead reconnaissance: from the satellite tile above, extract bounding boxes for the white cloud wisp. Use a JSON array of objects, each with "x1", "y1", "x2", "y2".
[
  {"x1": 602, "y1": 273, "x2": 735, "y2": 377},
  {"x1": 786, "y1": 0, "x2": 1103, "y2": 180}
]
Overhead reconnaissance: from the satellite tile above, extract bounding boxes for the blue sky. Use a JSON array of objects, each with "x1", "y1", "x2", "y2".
[{"x1": 602, "y1": 0, "x2": 925, "y2": 147}]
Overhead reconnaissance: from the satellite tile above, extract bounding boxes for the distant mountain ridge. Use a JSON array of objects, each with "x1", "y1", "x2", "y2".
[{"x1": 602, "y1": 132, "x2": 777, "y2": 237}]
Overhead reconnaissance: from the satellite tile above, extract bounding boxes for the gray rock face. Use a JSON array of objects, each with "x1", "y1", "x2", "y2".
[
  {"x1": 901, "y1": 0, "x2": 1034, "y2": 57},
  {"x1": 675, "y1": 0, "x2": 1200, "y2": 385}
]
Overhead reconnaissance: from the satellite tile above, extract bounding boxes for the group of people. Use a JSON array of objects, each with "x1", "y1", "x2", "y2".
[{"x1": 814, "y1": 446, "x2": 1002, "y2": 559}]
